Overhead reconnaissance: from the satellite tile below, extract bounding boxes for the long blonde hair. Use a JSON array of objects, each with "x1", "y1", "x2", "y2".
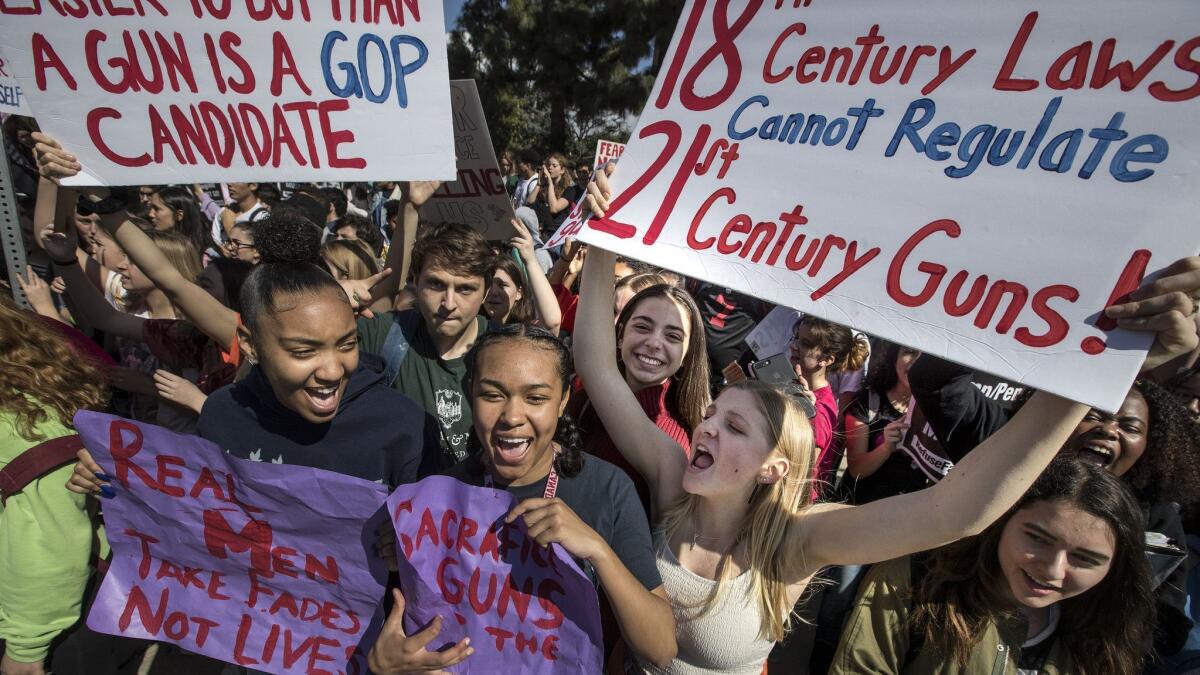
[{"x1": 658, "y1": 380, "x2": 816, "y2": 641}]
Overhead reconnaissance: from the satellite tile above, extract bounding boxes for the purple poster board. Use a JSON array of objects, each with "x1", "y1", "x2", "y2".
[
  {"x1": 387, "y1": 476, "x2": 604, "y2": 673},
  {"x1": 74, "y1": 411, "x2": 390, "y2": 675}
]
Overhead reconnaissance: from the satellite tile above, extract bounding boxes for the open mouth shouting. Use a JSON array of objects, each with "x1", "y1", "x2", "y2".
[
  {"x1": 689, "y1": 443, "x2": 715, "y2": 471},
  {"x1": 304, "y1": 383, "x2": 341, "y2": 416},
  {"x1": 1074, "y1": 442, "x2": 1117, "y2": 468},
  {"x1": 493, "y1": 435, "x2": 533, "y2": 464}
]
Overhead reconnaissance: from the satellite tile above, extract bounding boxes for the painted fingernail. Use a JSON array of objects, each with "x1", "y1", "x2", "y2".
[
  {"x1": 99, "y1": 485, "x2": 116, "y2": 499},
  {"x1": 95, "y1": 472, "x2": 112, "y2": 481},
  {"x1": 464, "y1": 638, "x2": 471, "y2": 646}
]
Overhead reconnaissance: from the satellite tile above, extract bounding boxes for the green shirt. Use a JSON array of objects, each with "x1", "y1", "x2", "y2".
[
  {"x1": 358, "y1": 310, "x2": 487, "y2": 468},
  {"x1": 0, "y1": 412, "x2": 103, "y2": 664}
]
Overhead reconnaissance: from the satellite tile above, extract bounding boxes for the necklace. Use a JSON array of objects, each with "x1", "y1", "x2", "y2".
[{"x1": 690, "y1": 513, "x2": 732, "y2": 549}]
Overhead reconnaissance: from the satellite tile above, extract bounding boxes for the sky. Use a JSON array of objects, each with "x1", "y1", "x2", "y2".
[{"x1": 444, "y1": 0, "x2": 466, "y2": 28}]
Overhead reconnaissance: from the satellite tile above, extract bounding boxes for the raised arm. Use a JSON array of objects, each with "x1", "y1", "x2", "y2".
[
  {"x1": 33, "y1": 133, "x2": 240, "y2": 351},
  {"x1": 509, "y1": 219, "x2": 561, "y2": 335},
  {"x1": 368, "y1": 180, "x2": 440, "y2": 312},
  {"x1": 792, "y1": 257, "x2": 1200, "y2": 575},
  {"x1": 574, "y1": 245, "x2": 687, "y2": 513},
  {"x1": 38, "y1": 223, "x2": 144, "y2": 341}
]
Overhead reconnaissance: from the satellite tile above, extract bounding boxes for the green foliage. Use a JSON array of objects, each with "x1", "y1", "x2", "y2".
[{"x1": 448, "y1": 0, "x2": 684, "y2": 164}]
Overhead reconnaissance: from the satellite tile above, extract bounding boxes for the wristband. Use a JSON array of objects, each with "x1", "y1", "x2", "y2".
[{"x1": 52, "y1": 257, "x2": 79, "y2": 267}]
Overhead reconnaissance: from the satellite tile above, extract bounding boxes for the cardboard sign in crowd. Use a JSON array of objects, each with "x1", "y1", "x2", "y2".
[
  {"x1": 420, "y1": 80, "x2": 517, "y2": 241},
  {"x1": 0, "y1": 1, "x2": 455, "y2": 184},
  {"x1": 387, "y1": 477, "x2": 604, "y2": 674},
  {"x1": 74, "y1": 412, "x2": 392, "y2": 675},
  {"x1": 576, "y1": 0, "x2": 1200, "y2": 411},
  {"x1": 74, "y1": 414, "x2": 603, "y2": 674}
]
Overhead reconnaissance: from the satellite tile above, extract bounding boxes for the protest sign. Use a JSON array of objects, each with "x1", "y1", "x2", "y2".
[
  {"x1": 74, "y1": 411, "x2": 390, "y2": 675},
  {"x1": 576, "y1": 0, "x2": 1200, "y2": 411},
  {"x1": 420, "y1": 79, "x2": 516, "y2": 240},
  {"x1": 0, "y1": 1, "x2": 454, "y2": 185},
  {"x1": 543, "y1": 192, "x2": 589, "y2": 249},
  {"x1": 593, "y1": 139, "x2": 625, "y2": 169},
  {"x1": 0, "y1": 49, "x2": 33, "y2": 115},
  {"x1": 387, "y1": 476, "x2": 603, "y2": 674}
]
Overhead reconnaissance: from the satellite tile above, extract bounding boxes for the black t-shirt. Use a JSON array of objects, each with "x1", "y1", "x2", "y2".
[
  {"x1": 690, "y1": 282, "x2": 768, "y2": 369},
  {"x1": 840, "y1": 390, "x2": 931, "y2": 504},
  {"x1": 442, "y1": 452, "x2": 662, "y2": 593}
]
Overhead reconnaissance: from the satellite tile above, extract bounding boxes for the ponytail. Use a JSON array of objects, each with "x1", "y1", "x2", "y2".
[
  {"x1": 841, "y1": 334, "x2": 870, "y2": 373},
  {"x1": 553, "y1": 411, "x2": 585, "y2": 478}
]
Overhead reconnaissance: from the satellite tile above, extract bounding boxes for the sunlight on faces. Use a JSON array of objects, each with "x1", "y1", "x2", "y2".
[
  {"x1": 997, "y1": 499, "x2": 1115, "y2": 610},
  {"x1": 545, "y1": 157, "x2": 564, "y2": 179},
  {"x1": 620, "y1": 295, "x2": 691, "y2": 390},
  {"x1": 684, "y1": 387, "x2": 786, "y2": 498},
  {"x1": 484, "y1": 268, "x2": 522, "y2": 323},
  {"x1": 1060, "y1": 389, "x2": 1149, "y2": 476},
  {"x1": 117, "y1": 255, "x2": 155, "y2": 293},
  {"x1": 788, "y1": 322, "x2": 834, "y2": 379},
  {"x1": 239, "y1": 289, "x2": 358, "y2": 424},
  {"x1": 228, "y1": 182, "x2": 256, "y2": 203},
  {"x1": 472, "y1": 342, "x2": 567, "y2": 486},
  {"x1": 895, "y1": 347, "x2": 921, "y2": 389},
  {"x1": 147, "y1": 192, "x2": 178, "y2": 231},
  {"x1": 414, "y1": 265, "x2": 485, "y2": 339}
]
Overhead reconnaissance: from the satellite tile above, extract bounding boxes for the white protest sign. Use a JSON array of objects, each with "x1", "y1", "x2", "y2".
[
  {"x1": 593, "y1": 139, "x2": 625, "y2": 169},
  {"x1": 0, "y1": 1, "x2": 454, "y2": 184},
  {"x1": 419, "y1": 79, "x2": 515, "y2": 240},
  {"x1": 577, "y1": 0, "x2": 1200, "y2": 410},
  {"x1": 0, "y1": 49, "x2": 33, "y2": 115}
]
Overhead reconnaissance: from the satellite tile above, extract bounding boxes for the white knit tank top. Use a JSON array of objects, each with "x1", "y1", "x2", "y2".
[{"x1": 639, "y1": 532, "x2": 775, "y2": 675}]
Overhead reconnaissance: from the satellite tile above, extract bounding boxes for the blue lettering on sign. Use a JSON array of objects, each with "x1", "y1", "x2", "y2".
[
  {"x1": 0, "y1": 84, "x2": 22, "y2": 109},
  {"x1": 321, "y1": 32, "x2": 429, "y2": 108}
]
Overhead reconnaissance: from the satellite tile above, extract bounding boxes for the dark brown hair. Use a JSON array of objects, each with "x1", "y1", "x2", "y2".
[
  {"x1": 910, "y1": 457, "x2": 1153, "y2": 674},
  {"x1": 615, "y1": 284, "x2": 711, "y2": 432},
  {"x1": 410, "y1": 222, "x2": 494, "y2": 284},
  {"x1": 794, "y1": 315, "x2": 869, "y2": 373}
]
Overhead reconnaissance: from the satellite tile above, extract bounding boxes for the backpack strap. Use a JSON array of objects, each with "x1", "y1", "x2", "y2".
[
  {"x1": 381, "y1": 311, "x2": 421, "y2": 387},
  {"x1": 0, "y1": 434, "x2": 85, "y2": 505}
]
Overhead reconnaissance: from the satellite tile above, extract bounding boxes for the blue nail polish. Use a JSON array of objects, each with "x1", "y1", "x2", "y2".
[
  {"x1": 95, "y1": 472, "x2": 112, "y2": 481},
  {"x1": 99, "y1": 485, "x2": 116, "y2": 499}
]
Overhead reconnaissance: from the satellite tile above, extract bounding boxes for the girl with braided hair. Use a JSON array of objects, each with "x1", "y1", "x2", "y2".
[{"x1": 368, "y1": 324, "x2": 677, "y2": 673}]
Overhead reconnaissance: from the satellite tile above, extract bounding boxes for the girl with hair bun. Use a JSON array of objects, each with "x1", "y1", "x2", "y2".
[
  {"x1": 368, "y1": 324, "x2": 678, "y2": 674},
  {"x1": 789, "y1": 314, "x2": 870, "y2": 490}
]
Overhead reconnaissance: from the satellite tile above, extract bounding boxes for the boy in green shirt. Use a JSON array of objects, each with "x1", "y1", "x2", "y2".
[{"x1": 358, "y1": 221, "x2": 494, "y2": 467}]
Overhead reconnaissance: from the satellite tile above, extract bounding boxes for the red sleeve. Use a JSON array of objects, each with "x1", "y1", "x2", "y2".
[
  {"x1": 36, "y1": 315, "x2": 115, "y2": 370},
  {"x1": 142, "y1": 319, "x2": 207, "y2": 370},
  {"x1": 553, "y1": 283, "x2": 579, "y2": 334},
  {"x1": 810, "y1": 386, "x2": 838, "y2": 452}
]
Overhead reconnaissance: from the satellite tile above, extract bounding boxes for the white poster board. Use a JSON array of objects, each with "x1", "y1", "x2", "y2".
[
  {"x1": 0, "y1": 1, "x2": 454, "y2": 184},
  {"x1": 0, "y1": 49, "x2": 33, "y2": 115},
  {"x1": 576, "y1": 0, "x2": 1200, "y2": 410},
  {"x1": 420, "y1": 79, "x2": 515, "y2": 240}
]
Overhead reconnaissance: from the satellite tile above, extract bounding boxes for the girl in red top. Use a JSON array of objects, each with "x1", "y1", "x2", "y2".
[{"x1": 788, "y1": 316, "x2": 869, "y2": 494}]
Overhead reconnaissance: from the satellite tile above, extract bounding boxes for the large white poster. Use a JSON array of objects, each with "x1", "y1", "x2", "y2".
[
  {"x1": 0, "y1": 0, "x2": 455, "y2": 184},
  {"x1": 577, "y1": 1, "x2": 1200, "y2": 410}
]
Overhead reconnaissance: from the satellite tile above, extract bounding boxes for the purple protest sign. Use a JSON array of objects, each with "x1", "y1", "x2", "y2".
[
  {"x1": 387, "y1": 476, "x2": 604, "y2": 673},
  {"x1": 74, "y1": 411, "x2": 390, "y2": 675}
]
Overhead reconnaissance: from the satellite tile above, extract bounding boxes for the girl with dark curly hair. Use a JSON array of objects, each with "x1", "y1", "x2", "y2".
[
  {"x1": 832, "y1": 457, "x2": 1155, "y2": 675},
  {"x1": 0, "y1": 292, "x2": 108, "y2": 675},
  {"x1": 368, "y1": 325, "x2": 678, "y2": 673}
]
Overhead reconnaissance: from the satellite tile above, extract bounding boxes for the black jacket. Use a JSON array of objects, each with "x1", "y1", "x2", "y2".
[{"x1": 198, "y1": 353, "x2": 440, "y2": 487}]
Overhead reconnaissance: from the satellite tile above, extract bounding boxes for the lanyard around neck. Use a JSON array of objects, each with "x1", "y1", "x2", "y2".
[{"x1": 483, "y1": 460, "x2": 559, "y2": 500}]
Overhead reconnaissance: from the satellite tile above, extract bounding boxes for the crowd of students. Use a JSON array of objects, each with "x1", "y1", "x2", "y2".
[{"x1": 1, "y1": 117, "x2": 1199, "y2": 675}]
